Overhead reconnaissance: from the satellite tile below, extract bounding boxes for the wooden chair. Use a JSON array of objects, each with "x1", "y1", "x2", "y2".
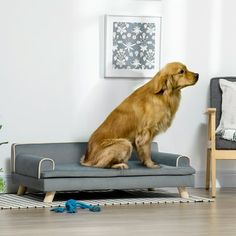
[{"x1": 206, "y1": 77, "x2": 236, "y2": 197}]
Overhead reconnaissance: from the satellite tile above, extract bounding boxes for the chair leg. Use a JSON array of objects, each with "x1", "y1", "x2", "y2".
[
  {"x1": 177, "y1": 187, "x2": 189, "y2": 198},
  {"x1": 17, "y1": 185, "x2": 27, "y2": 195},
  {"x1": 211, "y1": 156, "x2": 216, "y2": 198},
  {"x1": 206, "y1": 148, "x2": 211, "y2": 190},
  {"x1": 43, "y1": 191, "x2": 56, "y2": 203}
]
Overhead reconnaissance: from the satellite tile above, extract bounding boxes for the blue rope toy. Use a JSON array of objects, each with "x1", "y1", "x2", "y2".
[{"x1": 51, "y1": 199, "x2": 101, "y2": 213}]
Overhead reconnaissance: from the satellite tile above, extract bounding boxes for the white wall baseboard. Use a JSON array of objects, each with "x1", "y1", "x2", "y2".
[{"x1": 1, "y1": 171, "x2": 236, "y2": 193}]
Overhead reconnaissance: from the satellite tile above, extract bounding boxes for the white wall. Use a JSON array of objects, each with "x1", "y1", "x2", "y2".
[
  {"x1": 159, "y1": 0, "x2": 236, "y2": 187},
  {"x1": 0, "y1": 0, "x2": 161, "y2": 186},
  {"x1": 1, "y1": 0, "x2": 236, "y2": 190}
]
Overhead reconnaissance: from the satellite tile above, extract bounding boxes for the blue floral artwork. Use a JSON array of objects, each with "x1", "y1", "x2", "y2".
[
  {"x1": 105, "y1": 16, "x2": 161, "y2": 77},
  {"x1": 112, "y1": 22, "x2": 156, "y2": 70}
]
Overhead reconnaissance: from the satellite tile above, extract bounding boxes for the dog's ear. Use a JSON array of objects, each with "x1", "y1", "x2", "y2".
[
  {"x1": 153, "y1": 72, "x2": 165, "y2": 94},
  {"x1": 166, "y1": 75, "x2": 176, "y2": 92},
  {"x1": 153, "y1": 71, "x2": 176, "y2": 94}
]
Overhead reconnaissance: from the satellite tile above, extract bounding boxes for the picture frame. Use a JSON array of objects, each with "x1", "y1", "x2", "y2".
[{"x1": 104, "y1": 15, "x2": 161, "y2": 78}]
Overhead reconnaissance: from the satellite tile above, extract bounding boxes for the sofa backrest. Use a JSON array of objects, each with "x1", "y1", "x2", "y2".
[
  {"x1": 12, "y1": 142, "x2": 88, "y2": 167},
  {"x1": 210, "y1": 77, "x2": 236, "y2": 128},
  {"x1": 11, "y1": 142, "x2": 159, "y2": 170}
]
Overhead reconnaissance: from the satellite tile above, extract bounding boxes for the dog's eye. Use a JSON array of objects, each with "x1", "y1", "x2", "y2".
[{"x1": 179, "y1": 69, "x2": 185, "y2": 74}]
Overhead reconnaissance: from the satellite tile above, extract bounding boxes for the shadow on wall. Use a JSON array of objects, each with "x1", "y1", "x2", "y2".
[{"x1": 190, "y1": 123, "x2": 208, "y2": 170}]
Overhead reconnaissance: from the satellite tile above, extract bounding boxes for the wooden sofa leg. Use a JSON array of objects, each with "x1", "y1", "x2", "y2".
[
  {"x1": 43, "y1": 191, "x2": 56, "y2": 203},
  {"x1": 17, "y1": 185, "x2": 27, "y2": 195},
  {"x1": 178, "y1": 187, "x2": 189, "y2": 198}
]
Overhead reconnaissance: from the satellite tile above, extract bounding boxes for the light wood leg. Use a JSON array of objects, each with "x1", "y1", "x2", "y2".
[
  {"x1": 177, "y1": 187, "x2": 189, "y2": 198},
  {"x1": 43, "y1": 191, "x2": 56, "y2": 203},
  {"x1": 17, "y1": 185, "x2": 27, "y2": 195},
  {"x1": 211, "y1": 156, "x2": 216, "y2": 198},
  {"x1": 206, "y1": 149, "x2": 211, "y2": 190}
]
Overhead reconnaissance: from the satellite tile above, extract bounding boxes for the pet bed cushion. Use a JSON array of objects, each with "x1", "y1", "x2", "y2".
[{"x1": 40, "y1": 162, "x2": 195, "y2": 178}]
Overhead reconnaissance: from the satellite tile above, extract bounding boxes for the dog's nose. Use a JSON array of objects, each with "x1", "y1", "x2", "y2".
[{"x1": 195, "y1": 73, "x2": 199, "y2": 80}]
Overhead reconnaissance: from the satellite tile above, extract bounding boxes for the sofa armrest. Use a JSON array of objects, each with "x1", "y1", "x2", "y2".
[
  {"x1": 152, "y1": 151, "x2": 190, "y2": 167},
  {"x1": 15, "y1": 154, "x2": 55, "y2": 179}
]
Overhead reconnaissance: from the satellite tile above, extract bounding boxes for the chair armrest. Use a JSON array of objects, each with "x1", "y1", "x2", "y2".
[
  {"x1": 205, "y1": 108, "x2": 216, "y2": 114},
  {"x1": 15, "y1": 154, "x2": 55, "y2": 179},
  {"x1": 152, "y1": 151, "x2": 190, "y2": 167}
]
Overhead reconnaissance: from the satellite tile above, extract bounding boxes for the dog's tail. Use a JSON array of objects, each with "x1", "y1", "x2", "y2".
[{"x1": 80, "y1": 155, "x2": 93, "y2": 167}]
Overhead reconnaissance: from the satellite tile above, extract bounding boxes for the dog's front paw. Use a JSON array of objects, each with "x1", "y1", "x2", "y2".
[
  {"x1": 112, "y1": 163, "x2": 129, "y2": 169},
  {"x1": 145, "y1": 162, "x2": 160, "y2": 169}
]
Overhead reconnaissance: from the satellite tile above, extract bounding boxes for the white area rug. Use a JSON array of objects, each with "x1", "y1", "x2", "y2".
[{"x1": 0, "y1": 190, "x2": 214, "y2": 210}]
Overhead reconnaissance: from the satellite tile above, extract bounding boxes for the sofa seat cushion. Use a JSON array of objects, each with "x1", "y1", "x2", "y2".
[
  {"x1": 40, "y1": 161, "x2": 195, "y2": 178},
  {"x1": 124, "y1": 161, "x2": 195, "y2": 176}
]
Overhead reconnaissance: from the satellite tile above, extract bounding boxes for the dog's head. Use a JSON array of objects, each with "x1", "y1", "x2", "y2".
[{"x1": 153, "y1": 62, "x2": 198, "y2": 94}]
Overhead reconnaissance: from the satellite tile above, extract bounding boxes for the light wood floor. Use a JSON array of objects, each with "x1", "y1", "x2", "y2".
[{"x1": 0, "y1": 188, "x2": 236, "y2": 236}]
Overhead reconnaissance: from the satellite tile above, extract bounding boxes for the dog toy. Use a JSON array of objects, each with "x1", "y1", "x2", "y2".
[{"x1": 51, "y1": 199, "x2": 101, "y2": 213}]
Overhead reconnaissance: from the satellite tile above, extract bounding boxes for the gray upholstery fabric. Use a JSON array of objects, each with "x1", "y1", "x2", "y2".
[
  {"x1": 41, "y1": 164, "x2": 124, "y2": 178},
  {"x1": 210, "y1": 77, "x2": 236, "y2": 149},
  {"x1": 152, "y1": 150, "x2": 190, "y2": 167},
  {"x1": 12, "y1": 142, "x2": 195, "y2": 193},
  {"x1": 13, "y1": 142, "x2": 159, "y2": 173},
  {"x1": 13, "y1": 142, "x2": 157, "y2": 167},
  {"x1": 41, "y1": 162, "x2": 195, "y2": 178},
  {"x1": 15, "y1": 154, "x2": 54, "y2": 178},
  {"x1": 12, "y1": 173, "x2": 194, "y2": 192},
  {"x1": 14, "y1": 142, "x2": 88, "y2": 165},
  {"x1": 216, "y1": 135, "x2": 236, "y2": 150}
]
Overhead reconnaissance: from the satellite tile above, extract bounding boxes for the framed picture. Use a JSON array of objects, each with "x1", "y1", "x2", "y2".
[{"x1": 104, "y1": 15, "x2": 161, "y2": 78}]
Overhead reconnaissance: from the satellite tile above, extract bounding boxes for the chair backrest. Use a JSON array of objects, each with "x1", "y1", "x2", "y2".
[{"x1": 210, "y1": 77, "x2": 236, "y2": 128}]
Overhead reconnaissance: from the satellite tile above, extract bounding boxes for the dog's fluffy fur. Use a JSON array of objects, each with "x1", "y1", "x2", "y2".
[{"x1": 81, "y1": 62, "x2": 198, "y2": 169}]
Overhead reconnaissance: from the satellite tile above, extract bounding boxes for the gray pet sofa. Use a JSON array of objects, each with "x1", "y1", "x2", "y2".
[{"x1": 11, "y1": 142, "x2": 195, "y2": 202}]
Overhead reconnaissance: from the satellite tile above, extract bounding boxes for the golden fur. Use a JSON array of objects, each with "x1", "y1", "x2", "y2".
[{"x1": 81, "y1": 62, "x2": 198, "y2": 169}]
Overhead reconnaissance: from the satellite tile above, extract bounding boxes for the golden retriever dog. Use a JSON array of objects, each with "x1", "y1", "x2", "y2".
[{"x1": 81, "y1": 62, "x2": 198, "y2": 169}]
